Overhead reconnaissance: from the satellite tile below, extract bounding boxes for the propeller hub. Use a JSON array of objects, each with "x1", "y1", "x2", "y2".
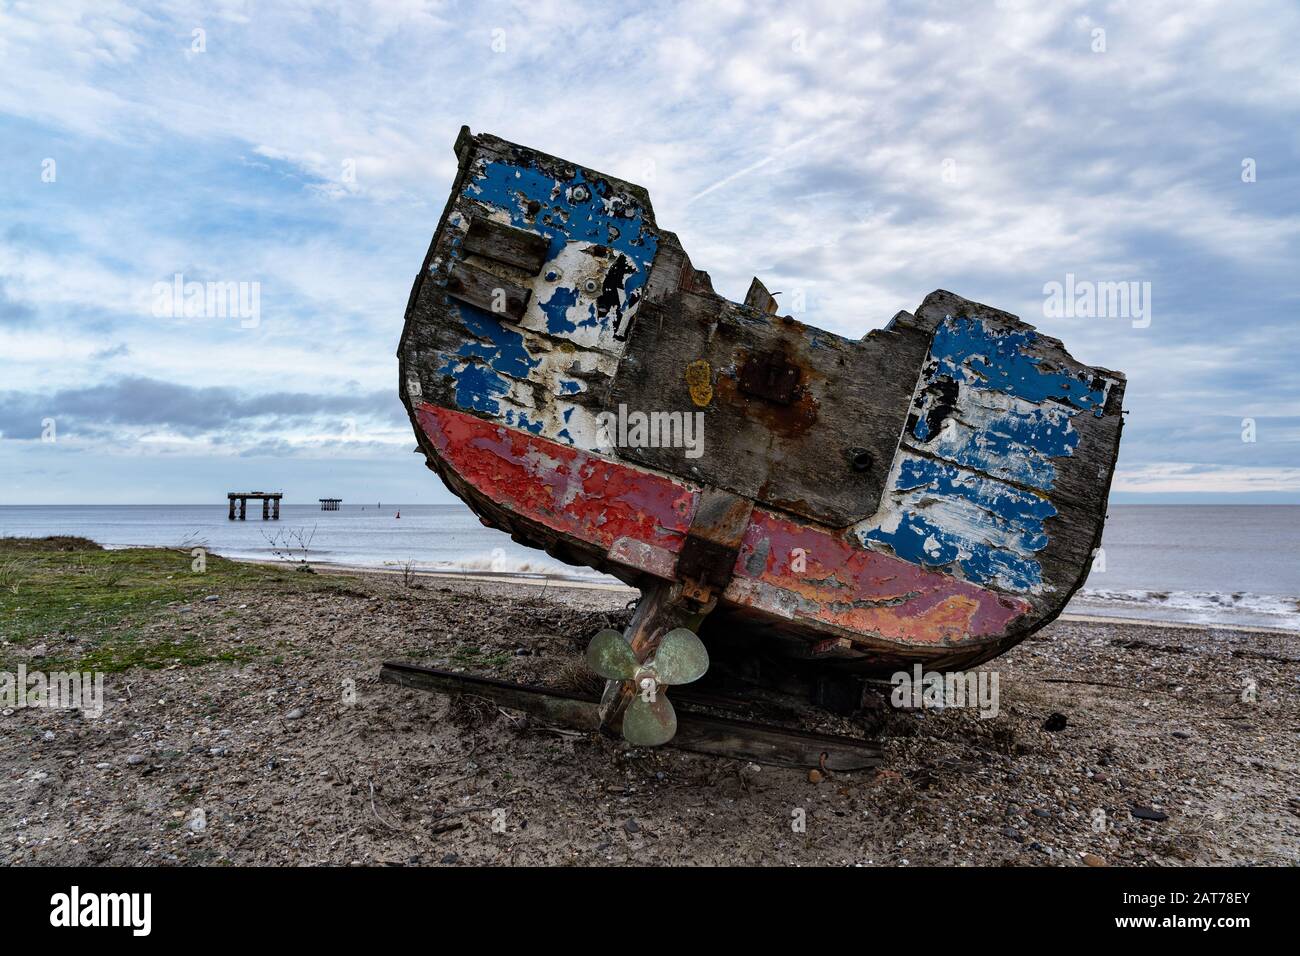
[
  {"x1": 634, "y1": 671, "x2": 659, "y2": 702},
  {"x1": 585, "y1": 625, "x2": 710, "y2": 746}
]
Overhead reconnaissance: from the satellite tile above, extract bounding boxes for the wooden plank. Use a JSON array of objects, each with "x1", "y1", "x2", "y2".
[
  {"x1": 463, "y1": 216, "x2": 550, "y2": 274},
  {"x1": 379, "y1": 662, "x2": 880, "y2": 771},
  {"x1": 673, "y1": 711, "x2": 879, "y2": 771},
  {"x1": 446, "y1": 260, "x2": 531, "y2": 320},
  {"x1": 610, "y1": 292, "x2": 934, "y2": 527},
  {"x1": 381, "y1": 662, "x2": 599, "y2": 727},
  {"x1": 743, "y1": 276, "x2": 779, "y2": 314}
]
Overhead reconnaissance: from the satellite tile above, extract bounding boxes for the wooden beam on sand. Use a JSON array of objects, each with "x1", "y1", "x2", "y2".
[{"x1": 379, "y1": 662, "x2": 880, "y2": 771}]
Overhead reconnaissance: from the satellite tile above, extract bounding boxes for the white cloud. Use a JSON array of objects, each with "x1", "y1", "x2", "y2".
[
  {"x1": 1, "y1": 0, "x2": 1298, "y2": 498},
  {"x1": 1115, "y1": 463, "x2": 1300, "y2": 494}
]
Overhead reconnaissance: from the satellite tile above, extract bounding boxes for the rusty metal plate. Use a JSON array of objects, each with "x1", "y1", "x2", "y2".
[
  {"x1": 738, "y1": 351, "x2": 801, "y2": 405},
  {"x1": 677, "y1": 488, "x2": 754, "y2": 589}
]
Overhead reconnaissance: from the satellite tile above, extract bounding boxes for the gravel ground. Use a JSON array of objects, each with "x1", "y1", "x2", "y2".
[{"x1": 3, "y1": 566, "x2": 1297, "y2": 866}]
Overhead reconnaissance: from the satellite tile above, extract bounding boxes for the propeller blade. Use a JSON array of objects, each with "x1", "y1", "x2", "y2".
[
  {"x1": 585, "y1": 629, "x2": 638, "y2": 681},
  {"x1": 621, "y1": 690, "x2": 678, "y2": 747},
  {"x1": 650, "y1": 628, "x2": 709, "y2": 685}
]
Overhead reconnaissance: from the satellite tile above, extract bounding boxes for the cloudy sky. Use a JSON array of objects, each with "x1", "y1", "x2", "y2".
[{"x1": 2, "y1": 0, "x2": 1297, "y2": 504}]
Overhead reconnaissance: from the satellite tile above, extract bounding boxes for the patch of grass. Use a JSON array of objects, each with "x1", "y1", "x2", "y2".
[
  {"x1": 0, "y1": 558, "x2": 30, "y2": 595},
  {"x1": 45, "y1": 635, "x2": 264, "y2": 673},
  {"x1": 451, "y1": 646, "x2": 512, "y2": 668},
  {"x1": 94, "y1": 566, "x2": 129, "y2": 589},
  {"x1": 0, "y1": 538, "x2": 361, "y2": 671},
  {"x1": 450, "y1": 646, "x2": 481, "y2": 667},
  {"x1": 0, "y1": 535, "x2": 103, "y2": 552}
]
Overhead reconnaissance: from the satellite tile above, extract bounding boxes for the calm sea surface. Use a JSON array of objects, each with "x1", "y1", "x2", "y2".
[{"x1": 2, "y1": 504, "x2": 1296, "y2": 631}]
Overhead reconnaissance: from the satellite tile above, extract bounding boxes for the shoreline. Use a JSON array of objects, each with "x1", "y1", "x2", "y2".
[
  {"x1": 234, "y1": 553, "x2": 1300, "y2": 636},
  {"x1": 12, "y1": 531, "x2": 1300, "y2": 635}
]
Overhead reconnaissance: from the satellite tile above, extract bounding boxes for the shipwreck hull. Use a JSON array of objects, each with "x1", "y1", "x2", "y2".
[{"x1": 398, "y1": 127, "x2": 1126, "y2": 675}]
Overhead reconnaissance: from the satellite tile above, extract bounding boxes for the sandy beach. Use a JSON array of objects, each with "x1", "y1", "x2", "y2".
[{"x1": 1, "y1": 542, "x2": 1296, "y2": 867}]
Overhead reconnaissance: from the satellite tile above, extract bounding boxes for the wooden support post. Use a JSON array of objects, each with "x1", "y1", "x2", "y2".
[
  {"x1": 273, "y1": 497, "x2": 280, "y2": 520},
  {"x1": 262, "y1": 498, "x2": 270, "y2": 520},
  {"x1": 228, "y1": 498, "x2": 235, "y2": 520},
  {"x1": 238, "y1": 497, "x2": 246, "y2": 520}
]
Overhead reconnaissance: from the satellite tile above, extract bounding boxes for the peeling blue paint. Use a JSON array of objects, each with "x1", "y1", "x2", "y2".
[
  {"x1": 504, "y1": 409, "x2": 544, "y2": 434},
  {"x1": 464, "y1": 161, "x2": 657, "y2": 262},
  {"x1": 858, "y1": 455, "x2": 1057, "y2": 592},
  {"x1": 557, "y1": 407, "x2": 575, "y2": 444},
  {"x1": 440, "y1": 361, "x2": 510, "y2": 415},
  {"x1": 540, "y1": 286, "x2": 579, "y2": 334},
  {"x1": 903, "y1": 314, "x2": 1107, "y2": 496},
  {"x1": 461, "y1": 160, "x2": 659, "y2": 338},
  {"x1": 449, "y1": 304, "x2": 537, "y2": 378},
  {"x1": 438, "y1": 303, "x2": 539, "y2": 414},
  {"x1": 930, "y1": 317, "x2": 1107, "y2": 414},
  {"x1": 912, "y1": 401, "x2": 1078, "y2": 491},
  {"x1": 855, "y1": 315, "x2": 1110, "y2": 590}
]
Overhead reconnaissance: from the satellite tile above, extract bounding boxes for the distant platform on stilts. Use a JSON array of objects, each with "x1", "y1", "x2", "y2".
[
  {"x1": 319, "y1": 498, "x2": 342, "y2": 511},
  {"x1": 227, "y1": 491, "x2": 282, "y2": 520}
]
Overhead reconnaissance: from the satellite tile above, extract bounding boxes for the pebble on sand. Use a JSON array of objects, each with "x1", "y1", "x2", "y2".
[
  {"x1": 1130, "y1": 804, "x2": 1169, "y2": 822},
  {"x1": 1043, "y1": 712, "x2": 1069, "y2": 732}
]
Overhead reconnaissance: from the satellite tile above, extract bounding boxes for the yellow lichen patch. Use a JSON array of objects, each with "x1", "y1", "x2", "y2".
[{"x1": 685, "y1": 359, "x2": 713, "y2": 407}]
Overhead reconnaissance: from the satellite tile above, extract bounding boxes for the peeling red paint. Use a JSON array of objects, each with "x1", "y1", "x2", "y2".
[
  {"x1": 418, "y1": 404, "x2": 1029, "y2": 649},
  {"x1": 418, "y1": 404, "x2": 696, "y2": 552},
  {"x1": 725, "y1": 511, "x2": 1030, "y2": 643}
]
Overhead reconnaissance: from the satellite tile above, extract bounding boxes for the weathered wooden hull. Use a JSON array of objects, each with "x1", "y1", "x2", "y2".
[{"x1": 398, "y1": 128, "x2": 1125, "y2": 674}]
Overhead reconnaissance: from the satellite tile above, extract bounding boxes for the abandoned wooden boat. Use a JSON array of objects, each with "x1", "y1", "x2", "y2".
[{"x1": 391, "y1": 127, "x2": 1125, "y2": 761}]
